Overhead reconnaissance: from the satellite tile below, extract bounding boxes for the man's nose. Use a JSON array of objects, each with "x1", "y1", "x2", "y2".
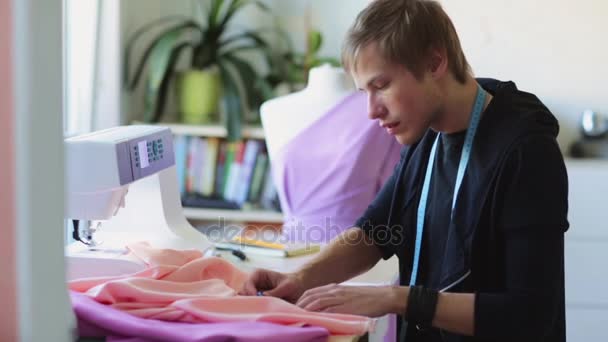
[{"x1": 367, "y1": 94, "x2": 387, "y2": 120}]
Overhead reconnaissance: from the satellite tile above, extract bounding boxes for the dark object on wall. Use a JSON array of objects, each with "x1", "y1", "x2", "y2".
[
  {"x1": 569, "y1": 139, "x2": 608, "y2": 159},
  {"x1": 580, "y1": 109, "x2": 608, "y2": 139}
]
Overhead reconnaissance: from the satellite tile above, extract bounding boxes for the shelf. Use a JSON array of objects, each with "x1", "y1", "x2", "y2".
[
  {"x1": 134, "y1": 122, "x2": 266, "y2": 140},
  {"x1": 183, "y1": 207, "x2": 284, "y2": 223}
]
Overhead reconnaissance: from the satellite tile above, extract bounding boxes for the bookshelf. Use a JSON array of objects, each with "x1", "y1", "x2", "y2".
[
  {"x1": 140, "y1": 122, "x2": 282, "y2": 224},
  {"x1": 183, "y1": 207, "x2": 283, "y2": 223},
  {"x1": 151, "y1": 122, "x2": 266, "y2": 140}
]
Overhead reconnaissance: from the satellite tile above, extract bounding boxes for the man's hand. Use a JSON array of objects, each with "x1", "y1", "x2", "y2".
[
  {"x1": 239, "y1": 268, "x2": 307, "y2": 303},
  {"x1": 296, "y1": 284, "x2": 403, "y2": 318}
]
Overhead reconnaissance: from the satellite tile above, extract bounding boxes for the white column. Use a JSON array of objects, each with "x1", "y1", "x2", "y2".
[{"x1": 12, "y1": 0, "x2": 75, "y2": 340}]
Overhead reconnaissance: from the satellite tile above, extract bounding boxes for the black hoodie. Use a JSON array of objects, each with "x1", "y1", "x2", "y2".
[{"x1": 356, "y1": 79, "x2": 569, "y2": 342}]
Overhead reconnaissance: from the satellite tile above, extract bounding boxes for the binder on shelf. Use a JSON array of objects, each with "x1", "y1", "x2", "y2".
[
  {"x1": 222, "y1": 142, "x2": 237, "y2": 198},
  {"x1": 224, "y1": 141, "x2": 245, "y2": 201},
  {"x1": 235, "y1": 140, "x2": 261, "y2": 204},
  {"x1": 247, "y1": 151, "x2": 268, "y2": 203},
  {"x1": 194, "y1": 138, "x2": 207, "y2": 194},
  {"x1": 181, "y1": 193, "x2": 240, "y2": 210},
  {"x1": 202, "y1": 138, "x2": 219, "y2": 196},
  {"x1": 214, "y1": 141, "x2": 227, "y2": 197},
  {"x1": 173, "y1": 135, "x2": 189, "y2": 195}
]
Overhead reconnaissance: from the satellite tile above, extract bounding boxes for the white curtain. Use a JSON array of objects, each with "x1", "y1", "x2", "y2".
[{"x1": 64, "y1": 0, "x2": 120, "y2": 136}]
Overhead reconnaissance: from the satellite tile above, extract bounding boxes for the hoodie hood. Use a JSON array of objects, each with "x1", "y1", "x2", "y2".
[{"x1": 477, "y1": 78, "x2": 560, "y2": 139}]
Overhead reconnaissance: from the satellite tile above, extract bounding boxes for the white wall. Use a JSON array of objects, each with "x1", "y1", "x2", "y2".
[
  {"x1": 120, "y1": 0, "x2": 608, "y2": 150},
  {"x1": 273, "y1": 0, "x2": 608, "y2": 150},
  {"x1": 441, "y1": 0, "x2": 608, "y2": 150}
]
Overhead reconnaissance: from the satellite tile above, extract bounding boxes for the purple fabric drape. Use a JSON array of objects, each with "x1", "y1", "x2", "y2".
[
  {"x1": 70, "y1": 291, "x2": 329, "y2": 342},
  {"x1": 270, "y1": 92, "x2": 401, "y2": 243}
]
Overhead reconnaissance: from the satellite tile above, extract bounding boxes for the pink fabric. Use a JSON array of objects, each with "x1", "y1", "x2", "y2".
[{"x1": 69, "y1": 242, "x2": 374, "y2": 336}]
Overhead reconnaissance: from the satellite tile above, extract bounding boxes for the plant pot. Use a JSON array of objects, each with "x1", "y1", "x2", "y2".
[{"x1": 177, "y1": 68, "x2": 221, "y2": 124}]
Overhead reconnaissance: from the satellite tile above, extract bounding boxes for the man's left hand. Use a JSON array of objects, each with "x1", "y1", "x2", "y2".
[{"x1": 296, "y1": 284, "x2": 400, "y2": 317}]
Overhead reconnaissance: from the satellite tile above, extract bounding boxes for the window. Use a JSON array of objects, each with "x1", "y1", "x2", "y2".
[
  {"x1": 63, "y1": 0, "x2": 120, "y2": 244},
  {"x1": 63, "y1": 0, "x2": 100, "y2": 136}
]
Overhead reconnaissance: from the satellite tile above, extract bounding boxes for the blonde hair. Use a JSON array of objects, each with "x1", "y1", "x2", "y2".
[{"x1": 342, "y1": 0, "x2": 471, "y2": 83}]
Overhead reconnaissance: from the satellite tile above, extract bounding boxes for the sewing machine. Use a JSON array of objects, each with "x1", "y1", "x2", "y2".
[{"x1": 64, "y1": 125, "x2": 211, "y2": 280}]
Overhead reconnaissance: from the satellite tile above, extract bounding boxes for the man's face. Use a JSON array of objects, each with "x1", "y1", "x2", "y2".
[{"x1": 352, "y1": 43, "x2": 441, "y2": 145}]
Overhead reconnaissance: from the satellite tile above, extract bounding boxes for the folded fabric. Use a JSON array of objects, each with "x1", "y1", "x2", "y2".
[
  {"x1": 69, "y1": 242, "x2": 374, "y2": 337},
  {"x1": 71, "y1": 291, "x2": 329, "y2": 342}
]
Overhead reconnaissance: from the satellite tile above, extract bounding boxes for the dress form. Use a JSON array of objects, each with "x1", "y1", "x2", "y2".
[{"x1": 260, "y1": 64, "x2": 356, "y2": 160}]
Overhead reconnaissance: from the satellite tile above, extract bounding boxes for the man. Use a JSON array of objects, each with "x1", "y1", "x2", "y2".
[{"x1": 240, "y1": 0, "x2": 569, "y2": 341}]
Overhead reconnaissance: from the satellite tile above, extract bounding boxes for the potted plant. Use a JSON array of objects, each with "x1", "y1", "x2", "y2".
[
  {"x1": 124, "y1": 0, "x2": 275, "y2": 140},
  {"x1": 265, "y1": 28, "x2": 341, "y2": 95}
]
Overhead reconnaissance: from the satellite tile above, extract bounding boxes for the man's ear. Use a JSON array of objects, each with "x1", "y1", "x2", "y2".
[{"x1": 428, "y1": 48, "x2": 448, "y2": 79}]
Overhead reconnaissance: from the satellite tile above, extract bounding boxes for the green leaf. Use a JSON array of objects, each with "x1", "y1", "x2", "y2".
[
  {"x1": 152, "y1": 42, "x2": 195, "y2": 123},
  {"x1": 218, "y1": 0, "x2": 244, "y2": 28},
  {"x1": 126, "y1": 21, "x2": 202, "y2": 91},
  {"x1": 218, "y1": 62, "x2": 243, "y2": 141},
  {"x1": 308, "y1": 30, "x2": 323, "y2": 55},
  {"x1": 123, "y1": 15, "x2": 189, "y2": 87},
  {"x1": 252, "y1": 0, "x2": 270, "y2": 12},
  {"x1": 143, "y1": 30, "x2": 181, "y2": 122},
  {"x1": 217, "y1": 0, "x2": 271, "y2": 35},
  {"x1": 220, "y1": 44, "x2": 266, "y2": 57},
  {"x1": 223, "y1": 53, "x2": 265, "y2": 113},
  {"x1": 209, "y1": 0, "x2": 226, "y2": 29},
  {"x1": 256, "y1": 76, "x2": 275, "y2": 101},
  {"x1": 310, "y1": 56, "x2": 341, "y2": 68},
  {"x1": 220, "y1": 30, "x2": 269, "y2": 51}
]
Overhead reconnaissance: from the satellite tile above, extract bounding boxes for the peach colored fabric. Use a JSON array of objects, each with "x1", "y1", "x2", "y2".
[
  {"x1": 0, "y1": 0, "x2": 17, "y2": 340},
  {"x1": 69, "y1": 242, "x2": 374, "y2": 336}
]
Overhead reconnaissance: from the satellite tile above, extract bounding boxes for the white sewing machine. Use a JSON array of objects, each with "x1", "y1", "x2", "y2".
[{"x1": 64, "y1": 125, "x2": 211, "y2": 280}]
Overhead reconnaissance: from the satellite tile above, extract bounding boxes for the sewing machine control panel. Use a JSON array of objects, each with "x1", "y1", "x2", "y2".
[
  {"x1": 127, "y1": 129, "x2": 175, "y2": 182},
  {"x1": 134, "y1": 139, "x2": 165, "y2": 169}
]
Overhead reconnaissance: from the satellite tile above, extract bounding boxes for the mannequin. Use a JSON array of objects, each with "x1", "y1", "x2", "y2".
[
  {"x1": 259, "y1": 64, "x2": 401, "y2": 244},
  {"x1": 260, "y1": 64, "x2": 356, "y2": 159}
]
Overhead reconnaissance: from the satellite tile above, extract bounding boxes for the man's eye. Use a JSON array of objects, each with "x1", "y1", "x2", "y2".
[{"x1": 375, "y1": 82, "x2": 389, "y2": 90}]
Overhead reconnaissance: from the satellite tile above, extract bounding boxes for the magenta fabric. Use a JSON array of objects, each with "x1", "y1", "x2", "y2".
[
  {"x1": 272, "y1": 92, "x2": 401, "y2": 243},
  {"x1": 71, "y1": 291, "x2": 329, "y2": 342}
]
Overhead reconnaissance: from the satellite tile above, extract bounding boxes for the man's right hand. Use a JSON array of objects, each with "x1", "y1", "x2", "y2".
[{"x1": 239, "y1": 268, "x2": 307, "y2": 303}]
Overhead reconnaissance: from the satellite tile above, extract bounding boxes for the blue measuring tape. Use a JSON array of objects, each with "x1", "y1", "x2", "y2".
[{"x1": 409, "y1": 84, "x2": 487, "y2": 287}]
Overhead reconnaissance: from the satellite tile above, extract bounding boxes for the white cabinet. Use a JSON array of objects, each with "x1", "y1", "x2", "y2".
[{"x1": 565, "y1": 159, "x2": 608, "y2": 341}]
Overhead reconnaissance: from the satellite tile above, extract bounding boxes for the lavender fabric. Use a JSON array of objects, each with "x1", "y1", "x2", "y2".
[
  {"x1": 70, "y1": 292, "x2": 329, "y2": 342},
  {"x1": 271, "y1": 92, "x2": 401, "y2": 243}
]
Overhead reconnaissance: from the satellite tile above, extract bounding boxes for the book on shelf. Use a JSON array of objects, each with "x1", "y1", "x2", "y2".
[
  {"x1": 174, "y1": 135, "x2": 189, "y2": 195},
  {"x1": 247, "y1": 150, "x2": 268, "y2": 203},
  {"x1": 202, "y1": 137, "x2": 219, "y2": 196},
  {"x1": 214, "y1": 235, "x2": 320, "y2": 258},
  {"x1": 173, "y1": 134, "x2": 281, "y2": 213}
]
